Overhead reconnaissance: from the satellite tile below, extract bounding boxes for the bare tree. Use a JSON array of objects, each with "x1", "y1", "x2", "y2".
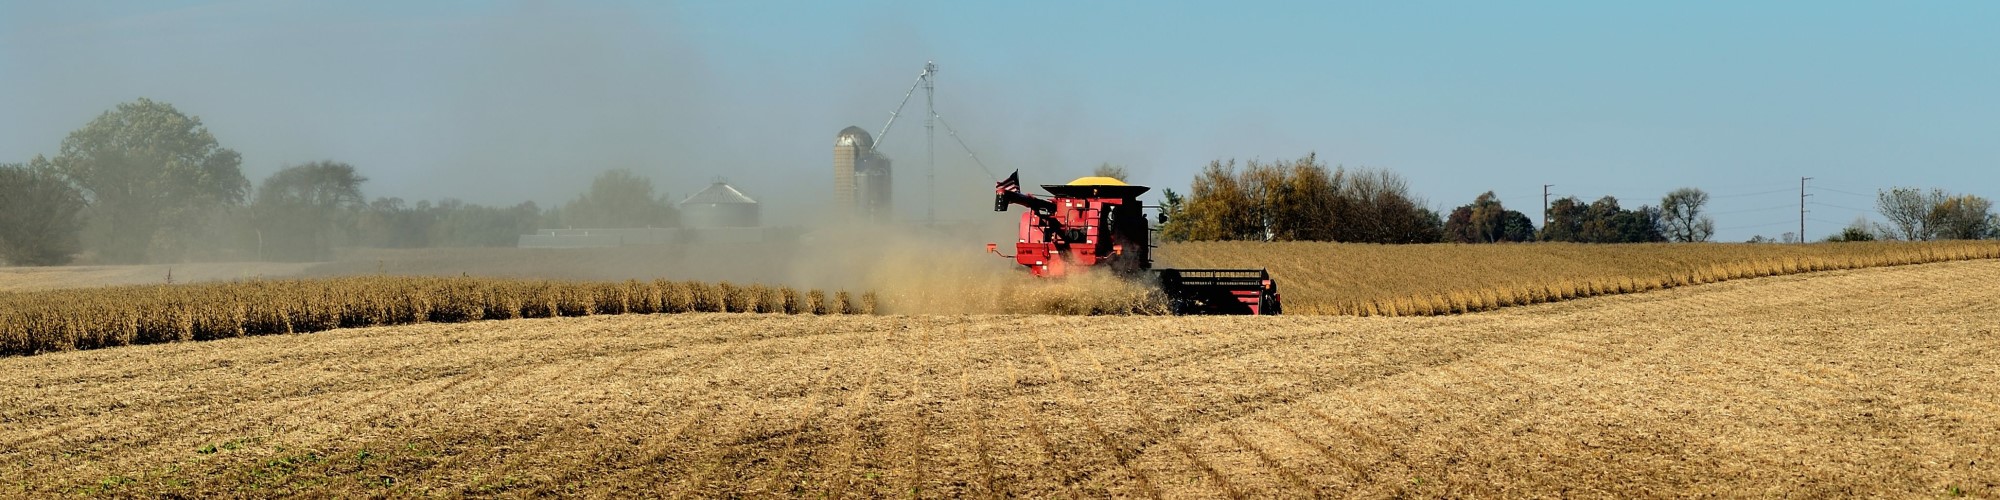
[
  {"x1": 1659, "y1": 187, "x2": 1715, "y2": 242},
  {"x1": 1333, "y1": 167, "x2": 1442, "y2": 244},
  {"x1": 1091, "y1": 163, "x2": 1129, "y2": 182},
  {"x1": 1876, "y1": 187, "x2": 1946, "y2": 241}
]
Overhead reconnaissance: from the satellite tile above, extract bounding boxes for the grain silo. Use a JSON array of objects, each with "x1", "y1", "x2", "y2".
[
  {"x1": 678, "y1": 181, "x2": 760, "y2": 228},
  {"x1": 834, "y1": 126, "x2": 893, "y2": 221}
]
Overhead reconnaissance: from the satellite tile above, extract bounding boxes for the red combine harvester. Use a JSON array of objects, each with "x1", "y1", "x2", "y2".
[{"x1": 990, "y1": 171, "x2": 1281, "y2": 315}]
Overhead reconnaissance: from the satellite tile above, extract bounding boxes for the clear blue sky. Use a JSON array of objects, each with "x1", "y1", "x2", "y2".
[{"x1": 3, "y1": 1, "x2": 1995, "y2": 241}]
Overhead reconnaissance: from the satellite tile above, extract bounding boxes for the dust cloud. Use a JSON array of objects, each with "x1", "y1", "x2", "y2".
[
  {"x1": 785, "y1": 221, "x2": 1166, "y2": 315},
  {"x1": 284, "y1": 220, "x2": 1167, "y2": 315}
]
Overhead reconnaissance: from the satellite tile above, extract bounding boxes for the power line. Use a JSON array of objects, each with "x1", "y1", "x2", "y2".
[
  {"x1": 1710, "y1": 187, "x2": 1795, "y2": 199},
  {"x1": 1808, "y1": 201, "x2": 1874, "y2": 213},
  {"x1": 1709, "y1": 203, "x2": 1794, "y2": 215},
  {"x1": 931, "y1": 114, "x2": 998, "y2": 180},
  {"x1": 1555, "y1": 186, "x2": 1797, "y2": 204},
  {"x1": 1718, "y1": 220, "x2": 1793, "y2": 231},
  {"x1": 1814, "y1": 186, "x2": 1875, "y2": 197},
  {"x1": 1550, "y1": 193, "x2": 1656, "y2": 205}
]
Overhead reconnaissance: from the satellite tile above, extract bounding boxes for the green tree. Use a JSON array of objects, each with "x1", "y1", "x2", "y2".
[
  {"x1": 1823, "y1": 217, "x2": 1877, "y2": 242},
  {"x1": 354, "y1": 197, "x2": 432, "y2": 248},
  {"x1": 1170, "y1": 156, "x2": 1440, "y2": 244},
  {"x1": 1579, "y1": 197, "x2": 1626, "y2": 243},
  {"x1": 1541, "y1": 195, "x2": 1663, "y2": 243},
  {"x1": 1498, "y1": 210, "x2": 1536, "y2": 242},
  {"x1": 1931, "y1": 194, "x2": 1994, "y2": 240},
  {"x1": 251, "y1": 161, "x2": 367, "y2": 261},
  {"x1": 1619, "y1": 205, "x2": 1668, "y2": 243},
  {"x1": 1539, "y1": 196, "x2": 1587, "y2": 242},
  {"x1": 1156, "y1": 188, "x2": 1188, "y2": 242},
  {"x1": 0, "y1": 161, "x2": 88, "y2": 265},
  {"x1": 560, "y1": 169, "x2": 677, "y2": 228},
  {"x1": 1445, "y1": 192, "x2": 1534, "y2": 243},
  {"x1": 1659, "y1": 187, "x2": 1715, "y2": 243},
  {"x1": 1176, "y1": 160, "x2": 1261, "y2": 241},
  {"x1": 1267, "y1": 155, "x2": 1340, "y2": 241},
  {"x1": 430, "y1": 199, "x2": 544, "y2": 247},
  {"x1": 43, "y1": 98, "x2": 248, "y2": 263}
]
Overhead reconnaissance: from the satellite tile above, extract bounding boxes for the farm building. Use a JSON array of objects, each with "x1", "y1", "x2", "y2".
[
  {"x1": 833, "y1": 126, "x2": 893, "y2": 222},
  {"x1": 679, "y1": 180, "x2": 761, "y2": 228}
]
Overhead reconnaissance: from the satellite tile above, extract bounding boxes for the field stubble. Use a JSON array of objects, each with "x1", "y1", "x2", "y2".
[{"x1": 2, "y1": 260, "x2": 1996, "y2": 496}]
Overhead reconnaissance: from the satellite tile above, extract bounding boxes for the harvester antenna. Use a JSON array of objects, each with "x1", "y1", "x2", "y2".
[
  {"x1": 873, "y1": 61, "x2": 948, "y2": 223},
  {"x1": 924, "y1": 60, "x2": 938, "y2": 225},
  {"x1": 876, "y1": 69, "x2": 925, "y2": 147}
]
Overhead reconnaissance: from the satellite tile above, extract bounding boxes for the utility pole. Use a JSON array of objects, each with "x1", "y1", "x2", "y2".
[
  {"x1": 1800, "y1": 176, "x2": 1813, "y2": 245},
  {"x1": 1542, "y1": 184, "x2": 1554, "y2": 228}
]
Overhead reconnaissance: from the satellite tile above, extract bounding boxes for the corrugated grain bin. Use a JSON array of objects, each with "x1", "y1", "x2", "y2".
[{"x1": 679, "y1": 181, "x2": 760, "y2": 228}]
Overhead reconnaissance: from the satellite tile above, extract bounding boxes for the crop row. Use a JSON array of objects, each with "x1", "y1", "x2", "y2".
[
  {"x1": 1160, "y1": 240, "x2": 2000, "y2": 316},
  {"x1": 0, "y1": 277, "x2": 875, "y2": 356}
]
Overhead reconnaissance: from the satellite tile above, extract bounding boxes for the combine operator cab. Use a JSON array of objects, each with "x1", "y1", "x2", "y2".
[
  {"x1": 991, "y1": 171, "x2": 1281, "y2": 315},
  {"x1": 992, "y1": 174, "x2": 1152, "y2": 278}
]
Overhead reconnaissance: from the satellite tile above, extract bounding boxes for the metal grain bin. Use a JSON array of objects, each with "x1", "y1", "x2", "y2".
[{"x1": 679, "y1": 181, "x2": 760, "y2": 228}]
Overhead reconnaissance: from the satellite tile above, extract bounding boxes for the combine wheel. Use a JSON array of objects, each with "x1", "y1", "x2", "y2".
[{"x1": 1261, "y1": 290, "x2": 1282, "y2": 315}]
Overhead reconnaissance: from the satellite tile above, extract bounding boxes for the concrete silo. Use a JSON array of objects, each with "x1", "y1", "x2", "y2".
[
  {"x1": 834, "y1": 126, "x2": 893, "y2": 221},
  {"x1": 678, "y1": 181, "x2": 760, "y2": 228}
]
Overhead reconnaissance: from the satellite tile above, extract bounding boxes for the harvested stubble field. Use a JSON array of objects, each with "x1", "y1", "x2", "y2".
[
  {"x1": 3, "y1": 260, "x2": 1996, "y2": 497},
  {"x1": 1159, "y1": 240, "x2": 2000, "y2": 315}
]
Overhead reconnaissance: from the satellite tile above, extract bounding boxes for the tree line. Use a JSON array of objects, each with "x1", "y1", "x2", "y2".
[
  {"x1": 7, "y1": 100, "x2": 1996, "y2": 265},
  {"x1": 1156, "y1": 154, "x2": 1685, "y2": 245},
  {"x1": 1835, "y1": 188, "x2": 1999, "y2": 242},
  {"x1": 1156, "y1": 153, "x2": 1998, "y2": 245},
  {"x1": 1157, "y1": 154, "x2": 1443, "y2": 243},
  {"x1": 0, "y1": 99, "x2": 684, "y2": 265}
]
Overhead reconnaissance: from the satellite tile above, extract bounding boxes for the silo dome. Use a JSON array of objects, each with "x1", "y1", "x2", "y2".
[
  {"x1": 836, "y1": 126, "x2": 874, "y2": 150},
  {"x1": 678, "y1": 181, "x2": 760, "y2": 228}
]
